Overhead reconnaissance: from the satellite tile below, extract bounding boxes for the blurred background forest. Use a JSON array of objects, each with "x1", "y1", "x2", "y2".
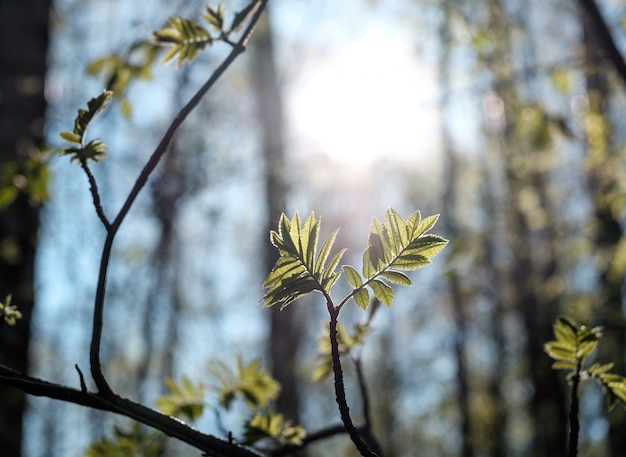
[{"x1": 1, "y1": 0, "x2": 626, "y2": 456}]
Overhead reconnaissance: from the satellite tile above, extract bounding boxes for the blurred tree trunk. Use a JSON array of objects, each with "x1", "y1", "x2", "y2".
[
  {"x1": 249, "y1": 11, "x2": 301, "y2": 422},
  {"x1": 437, "y1": 5, "x2": 474, "y2": 455},
  {"x1": 0, "y1": 0, "x2": 50, "y2": 455},
  {"x1": 579, "y1": 8, "x2": 626, "y2": 455},
  {"x1": 482, "y1": 1, "x2": 567, "y2": 455}
]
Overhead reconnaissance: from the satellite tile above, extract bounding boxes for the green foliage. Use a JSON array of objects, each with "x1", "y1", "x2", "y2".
[
  {"x1": 313, "y1": 321, "x2": 370, "y2": 382},
  {"x1": 262, "y1": 212, "x2": 345, "y2": 309},
  {"x1": 60, "y1": 91, "x2": 113, "y2": 163},
  {"x1": 153, "y1": 17, "x2": 213, "y2": 66},
  {"x1": 262, "y1": 209, "x2": 447, "y2": 311},
  {"x1": 345, "y1": 209, "x2": 448, "y2": 309},
  {"x1": 208, "y1": 356, "x2": 280, "y2": 410},
  {"x1": 86, "y1": 42, "x2": 160, "y2": 116},
  {"x1": 242, "y1": 412, "x2": 306, "y2": 447},
  {"x1": 152, "y1": 2, "x2": 258, "y2": 67},
  {"x1": 155, "y1": 376, "x2": 204, "y2": 422},
  {"x1": 545, "y1": 316, "x2": 626, "y2": 410},
  {"x1": 85, "y1": 423, "x2": 167, "y2": 457},
  {"x1": 0, "y1": 153, "x2": 50, "y2": 209},
  {"x1": 0, "y1": 295, "x2": 21, "y2": 328}
]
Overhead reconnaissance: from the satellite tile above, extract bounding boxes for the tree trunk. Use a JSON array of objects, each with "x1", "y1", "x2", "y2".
[
  {"x1": 249, "y1": 11, "x2": 301, "y2": 422},
  {"x1": 0, "y1": 0, "x2": 50, "y2": 455},
  {"x1": 580, "y1": 9, "x2": 626, "y2": 455}
]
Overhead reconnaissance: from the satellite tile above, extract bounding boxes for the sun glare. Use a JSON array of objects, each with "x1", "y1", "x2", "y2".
[{"x1": 287, "y1": 28, "x2": 438, "y2": 166}]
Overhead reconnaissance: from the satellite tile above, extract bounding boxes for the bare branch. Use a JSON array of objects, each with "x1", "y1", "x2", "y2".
[
  {"x1": 326, "y1": 299, "x2": 381, "y2": 457},
  {"x1": 0, "y1": 365, "x2": 263, "y2": 457},
  {"x1": 79, "y1": 158, "x2": 111, "y2": 231},
  {"x1": 89, "y1": 0, "x2": 269, "y2": 397}
]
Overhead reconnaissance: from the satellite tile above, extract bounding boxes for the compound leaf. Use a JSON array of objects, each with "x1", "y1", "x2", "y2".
[
  {"x1": 153, "y1": 17, "x2": 212, "y2": 66},
  {"x1": 208, "y1": 356, "x2": 279, "y2": 410},
  {"x1": 156, "y1": 376, "x2": 204, "y2": 422},
  {"x1": 263, "y1": 212, "x2": 343, "y2": 309},
  {"x1": 242, "y1": 412, "x2": 306, "y2": 446},
  {"x1": 354, "y1": 208, "x2": 447, "y2": 309}
]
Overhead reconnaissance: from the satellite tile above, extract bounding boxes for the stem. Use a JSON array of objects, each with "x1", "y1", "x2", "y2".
[
  {"x1": 326, "y1": 298, "x2": 380, "y2": 457},
  {"x1": 88, "y1": 0, "x2": 268, "y2": 396},
  {"x1": 568, "y1": 360, "x2": 581, "y2": 457},
  {"x1": 79, "y1": 158, "x2": 110, "y2": 230}
]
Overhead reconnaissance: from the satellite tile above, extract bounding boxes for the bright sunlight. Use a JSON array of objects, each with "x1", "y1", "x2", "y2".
[{"x1": 287, "y1": 24, "x2": 439, "y2": 166}]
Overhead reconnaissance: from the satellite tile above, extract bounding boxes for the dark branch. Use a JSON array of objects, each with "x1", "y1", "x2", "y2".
[
  {"x1": 0, "y1": 365, "x2": 263, "y2": 457},
  {"x1": 270, "y1": 423, "x2": 371, "y2": 456},
  {"x1": 79, "y1": 158, "x2": 111, "y2": 231},
  {"x1": 89, "y1": 0, "x2": 269, "y2": 397},
  {"x1": 326, "y1": 300, "x2": 381, "y2": 457},
  {"x1": 577, "y1": 0, "x2": 626, "y2": 89}
]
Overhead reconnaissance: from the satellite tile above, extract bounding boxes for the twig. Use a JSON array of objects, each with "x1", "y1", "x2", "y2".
[
  {"x1": 75, "y1": 364, "x2": 87, "y2": 393},
  {"x1": 325, "y1": 297, "x2": 380, "y2": 457},
  {"x1": 79, "y1": 158, "x2": 111, "y2": 231},
  {"x1": 568, "y1": 360, "x2": 581, "y2": 457},
  {"x1": 0, "y1": 2, "x2": 270, "y2": 457},
  {"x1": 89, "y1": 0, "x2": 268, "y2": 397}
]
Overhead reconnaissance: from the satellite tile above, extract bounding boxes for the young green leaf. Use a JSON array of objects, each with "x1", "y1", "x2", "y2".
[
  {"x1": 208, "y1": 356, "x2": 279, "y2": 410},
  {"x1": 203, "y1": 4, "x2": 225, "y2": 32},
  {"x1": 153, "y1": 17, "x2": 213, "y2": 66},
  {"x1": 0, "y1": 295, "x2": 21, "y2": 327},
  {"x1": 369, "y1": 279, "x2": 393, "y2": 306},
  {"x1": 242, "y1": 412, "x2": 306, "y2": 446},
  {"x1": 85, "y1": 422, "x2": 167, "y2": 457},
  {"x1": 59, "y1": 91, "x2": 112, "y2": 164},
  {"x1": 155, "y1": 376, "x2": 204, "y2": 422},
  {"x1": 353, "y1": 208, "x2": 447, "y2": 309},
  {"x1": 229, "y1": 1, "x2": 257, "y2": 33},
  {"x1": 546, "y1": 316, "x2": 626, "y2": 410},
  {"x1": 262, "y1": 212, "x2": 344, "y2": 309},
  {"x1": 72, "y1": 91, "x2": 113, "y2": 138},
  {"x1": 59, "y1": 131, "x2": 81, "y2": 144},
  {"x1": 342, "y1": 265, "x2": 363, "y2": 288}
]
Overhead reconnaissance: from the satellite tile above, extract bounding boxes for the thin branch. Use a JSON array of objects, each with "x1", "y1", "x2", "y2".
[
  {"x1": 353, "y1": 356, "x2": 384, "y2": 456},
  {"x1": 270, "y1": 423, "x2": 374, "y2": 456},
  {"x1": 0, "y1": 365, "x2": 263, "y2": 457},
  {"x1": 75, "y1": 364, "x2": 87, "y2": 393},
  {"x1": 568, "y1": 360, "x2": 582, "y2": 457},
  {"x1": 79, "y1": 158, "x2": 111, "y2": 231},
  {"x1": 326, "y1": 299, "x2": 381, "y2": 457},
  {"x1": 89, "y1": 0, "x2": 268, "y2": 396}
]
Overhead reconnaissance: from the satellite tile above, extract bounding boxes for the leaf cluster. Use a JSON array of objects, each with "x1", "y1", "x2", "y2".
[
  {"x1": 155, "y1": 376, "x2": 204, "y2": 422},
  {"x1": 86, "y1": 42, "x2": 160, "y2": 116},
  {"x1": 262, "y1": 212, "x2": 345, "y2": 309},
  {"x1": 85, "y1": 423, "x2": 167, "y2": 457},
  {"x1": 59, "y1": 91, "x2": 113, "y2": 164},
  {"x1": 545, "y1": 316, "x2": 626, "y2": 409},
  {"x1": 262, "y1": 209, "x2": 448, "y2": 312},
  {"x1": 0, "y1": 154, "x2": 50, "y2": 210},
  {"x1": 153, "y1": 2, "x2": 257, "y2": 67},
  {"x1": 242, "y1": 412, "x2": 306, "y2": 447},
  {"x1": 208, "y1": 356, "x2": 280, "y2": 410},
  {"x1": 313, "y1": 321, "x2": 370, "y2": 382},
  {"x1": 0, "y1": 295, "x2": 22, "y2": 328},
  {"x1": 343, "y1": 209, "x2": 448, "y2": 309},
  {"x1": 208, "y1": 356, "x2": 306, "y2": 447}
]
